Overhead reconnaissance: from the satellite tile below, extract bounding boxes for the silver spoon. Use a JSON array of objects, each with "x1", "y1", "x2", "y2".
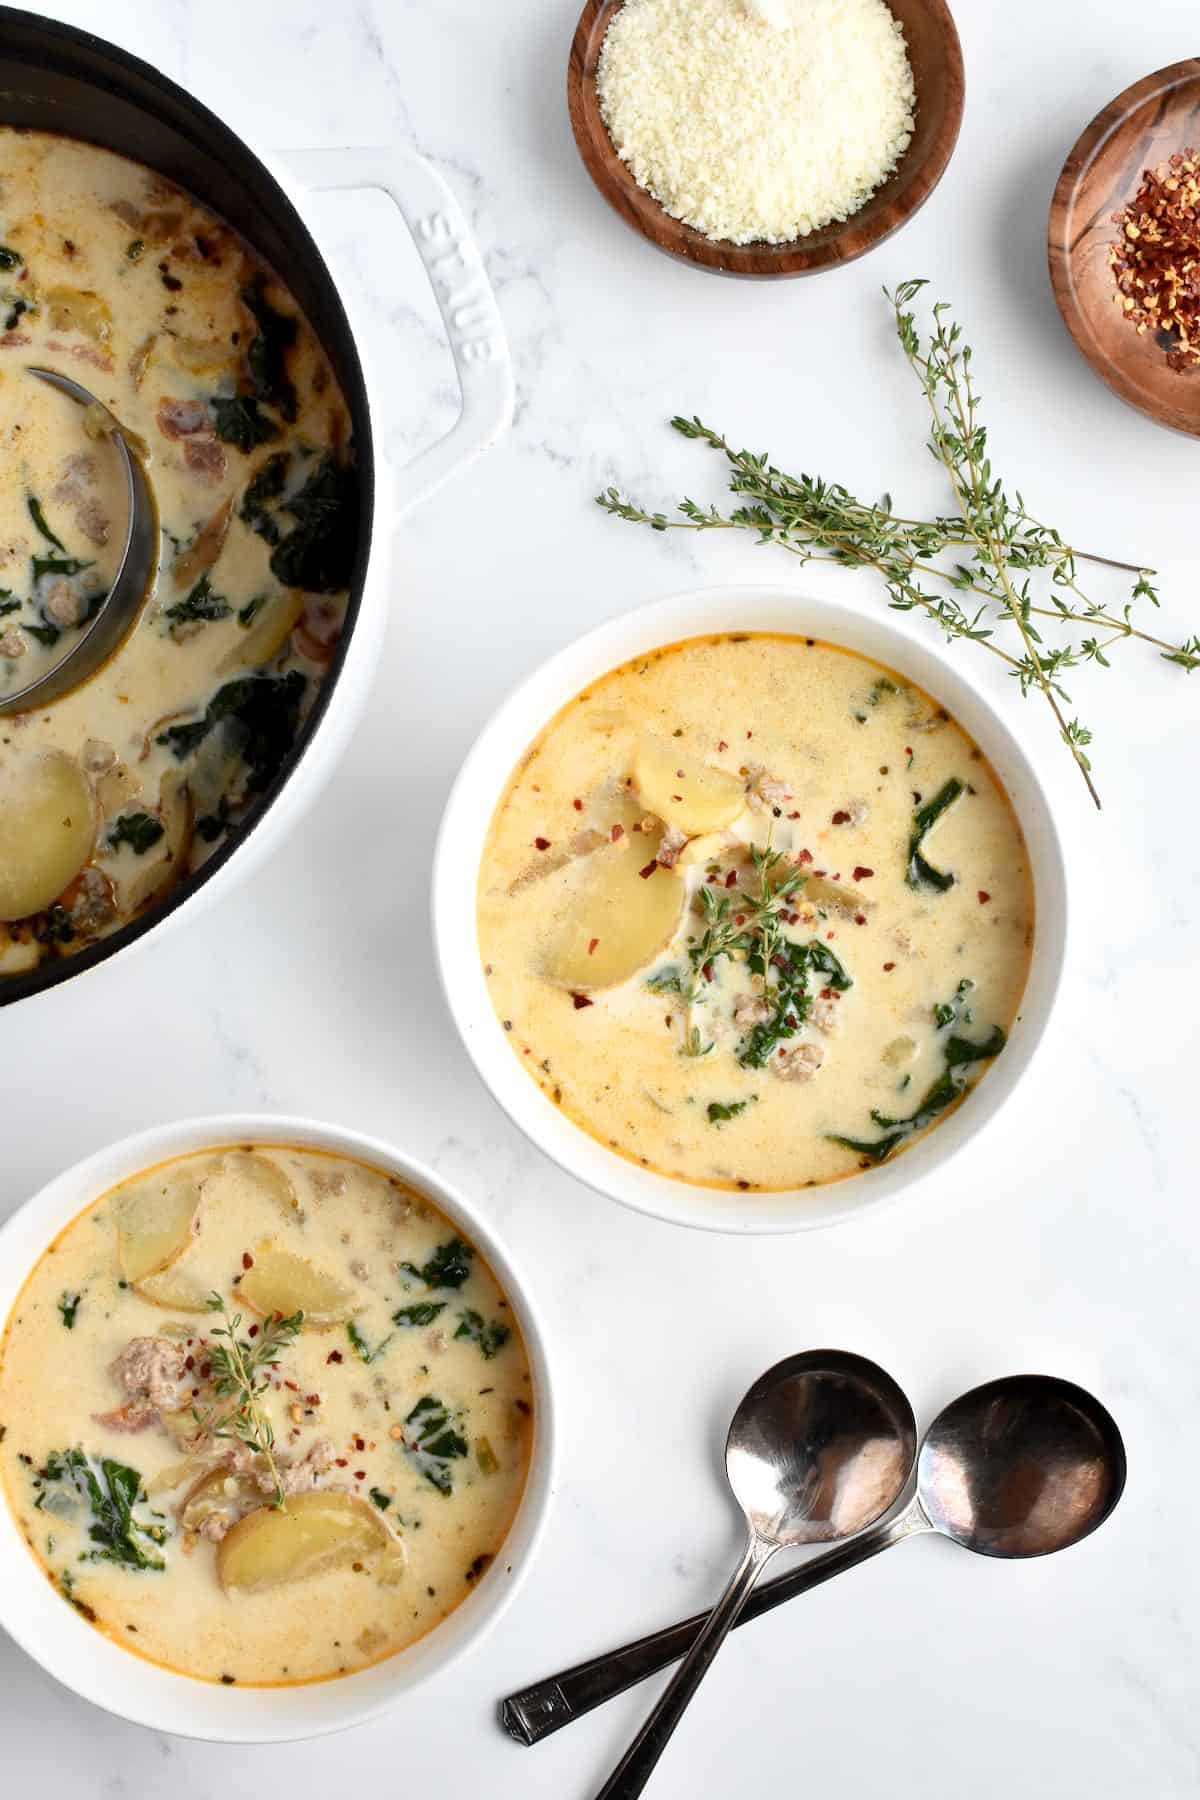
[
  {"x1": 505, "y1": 1372, "x2": 1126, "y2": 1752},
  {"x1": 591, "y1": 1349, "x2": 918, "y2": 1800},
  {"x1": 0, "y1": 367, "x2": 157, "y2": 717}
]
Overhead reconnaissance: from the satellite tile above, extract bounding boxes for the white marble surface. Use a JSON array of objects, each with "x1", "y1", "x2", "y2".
[{"x1": 4, "y1": 0, "x2": 1200, "y2": 1792}]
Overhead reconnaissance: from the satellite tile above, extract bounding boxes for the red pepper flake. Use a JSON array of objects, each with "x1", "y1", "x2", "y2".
[
  {"x1": 534, "y1": 837, "x2": 551, "y2": 851},
  {"x1": 702, "y1": 962, "x2": 715, "y2": 983},
  {"x1": 638, "y1": 858, "x2": 658, "y2": 879},
  {"x1": 572, "y1": 798, "x2": 583, "y2": 811},
  {"x1": 184, "y1": 1354, "x2": 195, "y2": 1371},
  {"x1": 832, "y1": 810, "x2": 850, "y2": 825},
  {"x1": 306, "y1": 1394, "x2": 320, "y2": 1407},
  {"x1": 853, "y1": 866, "x2": 874, "y2": 881},
  {"x1": 883, "y1": 961, "x2": 896, "y2": 971},
  {"x1": 724, "y1": 870, "x2": 738, "y2": 888},
  {"x1": 571, "y1": 992, "x2": 594, "y2": 1009},
  {"x1": 284, "y1": 1379, "x2": 299, "y2": 1392},
  {"x1": 717, "y1": 739, "x2": 729, "y2": 752},
  {"x1": 353, "y1": 1470, "x2": 366, "y2": 1481},
  {"x1": 611, "y1": 823, "x2": 624, "y2": 841},
  {"x1": 978, "y1": 890, "x2": 992, "y2": 904},
  {"x1": 826, "y1": 931, "x2": 836, "y2": 941},
  {"x1": 832, "y1": 872, "x2": 841, "y2": 883},
  {"x1": 354, "y1": 1436, "x2": 365, "y2": 1452},
  {"x1": 242, "y1": 1252, "x2": 254, "y2": 1270},
  {"x1": 787, "y1": 810, "x2": 801, "y2": 820},
  {"x1": 199, "y1": 1362, "x2": 212, "y2": 1379},
  {"x1": 797, "y1": 848, "x2": 813, "y2": 865},
  {"x1": 248, "y1": 1324, "x2": 259, "y2": 1339},
  {"x1": 335, "y1": 1457, "x2": 348, "y2": 1468},
  {"x1": 327, "y1": 1349, "x2": 344, "y2": 1364},
  {"x1": 734, "y1": 914, "x2": 746, "y2": 926},
  {"x1": 587, "y1": 937, "x2": 599, "y2": 956},
  {"x1": 746, "y1": 730, "x2": 753, "y2": 739},
  {"x1": 854, "y1": 913, "x2": 867, "y2": 926}
]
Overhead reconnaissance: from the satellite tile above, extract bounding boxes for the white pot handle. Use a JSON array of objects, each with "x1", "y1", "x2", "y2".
[{"x1": 275, "y1": 145, "x2": 513, "y2": 518}]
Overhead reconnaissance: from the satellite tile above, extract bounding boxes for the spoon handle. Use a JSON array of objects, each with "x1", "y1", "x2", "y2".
[
  {"x1": 592, "y1": 1532, "x2": 775, "y2": 1800},
  {"x1": 500, "y1": 1507, "x2": 924, "y2": 1747}
]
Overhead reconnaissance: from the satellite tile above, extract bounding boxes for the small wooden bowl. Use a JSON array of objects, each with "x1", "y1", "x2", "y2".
[
  {"x1": 1050, "y1": 61, "x2": 1200, "y2": 437},
  {"x1": 567, "y1": 0, "x2": 965, "y2": 278}
]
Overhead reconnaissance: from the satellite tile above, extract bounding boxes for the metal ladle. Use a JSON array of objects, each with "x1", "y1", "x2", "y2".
[
  {"x1": 503, "y1": 1372, "x2": 1126, "y2": 1755},
  {"x1": 591, "y1": 1349, "x2": 920, "y2": 1800},
  {"x1": 0, "y1": 367, "x2": 157, "y2": 717}
]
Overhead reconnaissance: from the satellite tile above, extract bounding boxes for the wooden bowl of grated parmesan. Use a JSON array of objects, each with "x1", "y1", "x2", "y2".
[{"x1": 568, "y1": 0, "x2": 964, "y2": 277}]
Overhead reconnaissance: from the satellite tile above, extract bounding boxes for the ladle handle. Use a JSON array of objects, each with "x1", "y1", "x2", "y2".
[
  {"x1": 501, "y1": 1505, "x2": 926, "y2": 1748},
  {"x1": 593, "y1": 1532, "x2": 775, "y2": 1800}
]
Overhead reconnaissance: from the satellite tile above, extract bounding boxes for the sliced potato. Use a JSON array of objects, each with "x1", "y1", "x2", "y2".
[
  {"x1": 675, "y1": 831, "x2": 731, "y2": 869},
  {"x1": 545, "y1": 823, "x2": 686, "y2": 992},
  {"x1": 631, "y1": 736, "x2": 744, "y2": 837},
  {"x1": 95, "y1": 761, "x2": 143, "y2": 821},
  {"x1": 0, "y1": 750, "x2": 96, "y2": 922},
  {"x1": 134, "y1": 1264, "x2": 212, "y2": 1313},
  {"x1": 116, "y1": 1165, "x2": 203, "y2": 1284},
  {"x1": 221, "y1": 588, "x2": 305, "y2": 673},
  {"x1": 239, "y1": 1247, "x2": 355, "y2": 1329},
  {"x1": 179, "y1": 1465, "x2": 262, "y2": 1533},
  {"x1": 216, "y1": 1492, "x2": 394, "y2": 1593},
  {"x1": 46, "y1": 285, "x2": 113, "y2": 343},
  {"x1": 145, "y1": 1454, "x2": 219, "y2": 1499},
  {"x1": 218, "y1": 1149, "x2": 301, "y2": 1218},
  {"x1": 172, "y1": 496, "x2": 232, "y2": 590},
  {"x1": 802, "y1": 874, "x2": 874, "y2": 919}
]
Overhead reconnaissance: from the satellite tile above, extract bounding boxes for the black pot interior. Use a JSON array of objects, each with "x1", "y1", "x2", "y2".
[{"x1": 0, "y1": 4, "x2": 375, "y2": 1008}]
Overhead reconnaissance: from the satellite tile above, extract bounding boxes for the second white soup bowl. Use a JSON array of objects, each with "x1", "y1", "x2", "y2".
[{"x1": 432, "y1": 582, "x2": 1068, "y2": 1235}]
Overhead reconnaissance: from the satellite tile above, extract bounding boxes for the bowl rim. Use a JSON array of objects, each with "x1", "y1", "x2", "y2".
[
  {"x1": 0, "y1": 1113, "x2": 557, "y2": 1742},
  {"x1": 432, "y1": 580, "x2": 1069, "y2": 1235},
  {"x1": 566, "y1": 0, "x2": 966, "y2": 278},
  {"x1": 1047, "y1": 56, "x2": 1200, "y2": 438}
]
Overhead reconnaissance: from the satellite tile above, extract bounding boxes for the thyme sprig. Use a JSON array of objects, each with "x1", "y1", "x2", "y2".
[
  {"x1": 197, "y1": 1295, "x2": 303, "y2": 1510},
  {"x1": 597, "y1": 279, "x2": 1199, "y2": 807}
]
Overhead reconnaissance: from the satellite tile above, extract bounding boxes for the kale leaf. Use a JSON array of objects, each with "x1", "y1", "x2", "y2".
[
  {"x1": 34, "y1": 1449, "x2": 166, "y2": 1571},
  {"x1": 906, "y1": 777, "x2": 964, "y2": 892},
  {"x1": 157, "y1": 671, "x2": 306, "y2": 794},
  {"x1": 399, "y1": 1238, "x2": 473, "y2": 1291},
  {"x1": 706, "y1": 1100, "x2": 748, "y2": 1126},
  {"x1": 105, "y1": 811, "x2": 165, "y2": 856},
  {"x1": 828, "y1": 1024, "x2": 1006, "y2": 1164},
  {"x1": 401, "y1": 1396, "x2": 468, "y2": 1496},
  {"x1": 165, "y1": 571, "x2": 233, "y2": 627},
  {"x1": 212, "y1": 394, "x2": 281, "y2": 453},
  {"x1": 454, "y1": 1309, "x2": 511, "y2": 1359},
  {"x1": 241, "y1": 277, "x2": 298, "y2": 422},
  {"x1": 392, "y1": 1300, "x2": 447, "y2": 1328},
  {"x1": 269, "y1": 454, "x2": 359, "y2": 594}
]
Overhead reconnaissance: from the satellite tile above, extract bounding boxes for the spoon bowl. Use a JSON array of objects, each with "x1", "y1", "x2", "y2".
[
  {"x1": 728, "y1": 1349, "x2": 917, "y2": 1546},
  {"x1": 917, "y1": 1373, "x2": 1127, "y2": 1559},
  {"x1": 0, "y1": 366, "x2": 157, "y2": 717}
]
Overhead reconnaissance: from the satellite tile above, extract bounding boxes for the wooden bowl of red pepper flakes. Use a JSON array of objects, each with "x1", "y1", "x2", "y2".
[{"x1": 1050, "y1": 59, "x2": 1200, "y2": 437}]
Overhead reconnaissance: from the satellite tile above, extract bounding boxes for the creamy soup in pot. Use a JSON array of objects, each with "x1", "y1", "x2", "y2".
[
  {"x1": 0, "y1": 1147, "x2": 533, "y2": 1686},
  {"x1": 477, "y1": 633, "x2": 1035, "y2": 1192},
  {"x1": 0, "y1": 129, "x2": 360, "y2": 979}
]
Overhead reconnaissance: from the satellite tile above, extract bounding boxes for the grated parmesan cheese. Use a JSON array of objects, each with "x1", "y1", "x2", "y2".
[{"x1": 596, "y1": 0, "x2": 917, "y2": 246}]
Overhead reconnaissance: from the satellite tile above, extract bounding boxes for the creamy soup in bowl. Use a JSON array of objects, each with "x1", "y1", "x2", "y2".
[
  {"x1": 434, "y1": 583, "x2": 1068, "y2": 1234},
  {"x1": 0, "y1": 1116, "x2": 554, "y2": 1741}
]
